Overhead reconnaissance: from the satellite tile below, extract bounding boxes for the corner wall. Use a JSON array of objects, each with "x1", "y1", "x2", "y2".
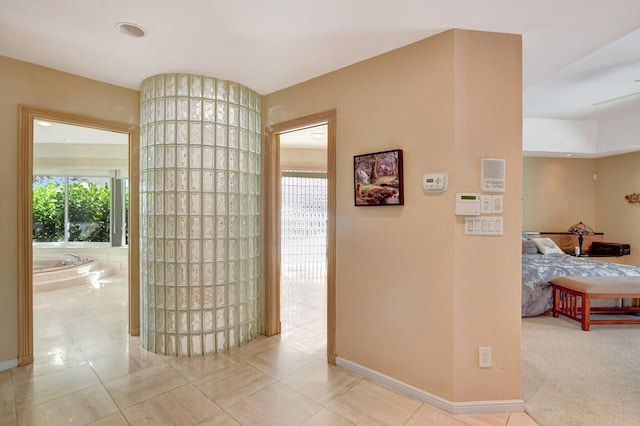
[
  {"x1": 0, "y1": 55, "x2": 139, "y2": 364},
  {"x1": 264, "y1": 29, "x2": 522, "y2": 404}
]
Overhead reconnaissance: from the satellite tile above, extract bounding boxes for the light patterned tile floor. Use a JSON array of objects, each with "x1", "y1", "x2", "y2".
[{"x1": 0, "y1": 272, "x2": 538, "y2": 425}]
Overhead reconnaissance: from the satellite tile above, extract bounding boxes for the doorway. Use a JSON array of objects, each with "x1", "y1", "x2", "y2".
[
  {"x1": 263, "y1": 110, "x2": 337, "y2": 363},
  {"x1": 17, "y1": 106, "x2": 139, "y2": 365}
]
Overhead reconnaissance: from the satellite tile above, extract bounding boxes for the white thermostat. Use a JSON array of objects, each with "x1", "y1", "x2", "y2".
[
  {"x1": 455, "y1": 193, "x2": 481, "y2": 216},
  {"x1": 422, "y1": 172, "x2": 448, "y2": 192}
]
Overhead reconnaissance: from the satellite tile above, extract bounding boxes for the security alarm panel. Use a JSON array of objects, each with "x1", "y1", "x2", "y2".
[{"x1": 455, "y1": 193, "x2": 481, "y2": 216}]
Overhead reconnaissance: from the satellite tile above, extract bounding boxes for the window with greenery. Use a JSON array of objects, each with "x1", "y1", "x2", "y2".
[{"x1": 33, "y1": 175, "x2": 123, "y2": 244}]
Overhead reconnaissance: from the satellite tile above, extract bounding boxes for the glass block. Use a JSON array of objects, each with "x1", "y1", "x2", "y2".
[
  {"x1": 190, "y1": 216, "x2": 201, "y2": 239},
  {"x1": 203, "y1": 170, "x2": 214, "y2": 192},
  {"x1": 190, "y1": 193, "x2": 201, "y2": 215},
  {"x1": 190, "y1": 169, "x2": 201, "y2": 191},
  {"x1": 155, "y1": 99, "x2": 165, "y2": 122},
  {"x1": 190, "y1": 122, "x2": 201, "y2": 145},
  {"x1": 167, "y1": 334, "x2": 177, "y2": 356},
  {"x1": 166, "y1": 264, "x2": 176, "y2": 286},
  {"x1": 228, "y1": 284, "x2": 237, "y2": 305},
  {"x1": 240, "y1": 86, "x2": 248, "y2": 106},
  {"x1": 229, "y1": 83, "x2": 238, "y2": 104},
  {"x1": 190, "y1": 311, "x2": 202, "y2": 332},
  {"x1": 228, "y1": 239, "x2": 237, "y2": 260},
  {"x1": 156, "y1": 308, "x2": 165, "y2": 330},
  {"x1": 155, "y1": 122, "x2": 165, "y2": 146},
  {"x1": 246, "y1": 131, "x2": 254, "y2": 152},
  {"x1": 216, "y1": 239, "x2": 227, "y2": 261},
  {"x1": 203, "y1": 310, "x2": 213, "y2": 331},
  {"x1": 191, "y1": 263, "x2": 201, "y2": 284},
  {"x1": 189, "y1": 146, "x2": 201, "y2": 168},
  {"x1": 228, "y1": 194, "x2": 238, "y2": 215},
  {"x1": 177, "y1": 216, "x2": 188, "y2": 238},
  {"x1": 216, "y1": 217, "x2": 227, "y2": 238},
  {"x1": 155, "y1": 238, "x2": 164, "y2": 260},
  {"x1": 203, "y1": 194, "x2": 213, "y2": 215},
  {"x1": 177, "y1": 287, "x2": 189, "y2": 310},
  {"x1": 177, "y1": 263, "x2": 188, "y2": 285},
  {"x1": 203, "y1": 239, "x2": 213, "y2": 261},
  {"x1": 229, "y1": 104, "x2": 238, "y2": 126},
  {"x1": 216, "y1": 80, "x2": 227, "y2": 101},
  {"x1": 203, "y1": 100, "x2": 215, "y2": 122},
  {"x1": 216, "y1": 262, "x2": 227, "y2": 284},
  {"x1": 191, "y1": 335, "x2": 202, "y2": 356},
  {"x1": 190, "y1": 241, "x2": 201, "y2": 263},
  {"x1": 216, "y1": 101, "x2": 227, "y2": 124},
  {"x1": 228, "y1": 172, "x2": 237, "y2": 193},
  {"x1": 177, "y1": 147, "x2": 189, "y2": 168},
  {"x1": 177, "y1": 98, "x2": 189, "y2": 120},
  {"x1": 177, "y1": 239, "x2": 188, "y2": 262},
  {"x1": 165, "y1": 217, "x2": 176, "y2": 239},
  {"x1": 239, "y1": 151, "x2": 247, "y2": 172},
  {"x1": 203, "y1": 263, "x2": 214, "y2": 284},
  {"x1": 216, "y1": 285, "x2": 226, "y2": 307},
  {"x1": 165, "y1": 146, "x2": 176, "y2": 168},
  {"x1": 239, "y1": 195, "x2": 248, "y2": 215},
  {"x1": 228, "y1": 261, "x2": 238, "y2": 283},
  {"x1": 239, "y1": 107, "x2": 248, "y2": 129},
  {"x1": 203, "y1": 123, "x2": 214, "y2": 145},
  {"x1": 203, "y1": 77, "x2": 215, "y2": 99},
  {"x1": 229, "y1": 327, "x2": 238, "y2": 349},
  {"x1": 166, "y1": 240, "x2": 177, "y2": 262},
  {"x1": 177, "y1": 121, "x2": 189, "y2": 144},
  {"x1": 178, "y1": 192, "x2": 188, "y2": 215},
  {"x1": 155, "y1": 75, "x2": 165, "y2": 97},
  {"x1": 202, "y1": 147, "x2": 213, "y2": 169},
  {"x1": 204, "y1": 333, "x2": 215, "y2": 354},
  {"x1": 216, "y1": 124, "x2": 227, "y2": 147},
  {"x1": 166, "y1": 98, "x2": 176, "y2": 121},
  {"x1": 179, "y1": 335, "x2": 189, "y2": 356},
  {"x1": 177, "y1": 74, "x2": 189, "y2": 96},
  {"x1": 239, "y1": 281, "x2": 247, "y2": 302},
  {"x1": 203, "y1": 286, "x2": 214, "y2": 308},
  {"x1": 216, "y1": 331, "x2": 226, "y2": 352},
  {"x1": 239, "y1": 130, "x2": 248, "y2": 153},
  {"x1": 216, "y1": 171, "x2": 227, "y2": 192},
  {"x1": 216, "y1": 308, "x2": 226, "y2": 329},
  {"x1": 155, "y1": 332, "x2": 163, "y2": 354},
  {"x1": 229, "y1": 127, "x2": 238, "y2": 149},
  {"x1": 166, "y1": 311, "x2": 176, "y2": 333},
  {"x1": 216, "y1": 194, "x2": 227, "y2": 215},
  {"x1": 239, "y1": 303, "x2": 246, "y2": 322},
  {"x1": 190, "y1": 74, "x2": 202, "y2": 97},
  {"x1": 154, "y1": 216, "x2": 164, "y2": 238},
  {"x1": 203, "y1": 217, "x2": 213, "y2": 238},
  {"x1": 216, "y1": 148, "x2": 227, "y2": 169},
  {"x1": 166, "y1": 287, "x2": 176, "y2": 309},
  {"x1": 240, "y1": 323, "x2": 248, "y2": 345},
  {"x1": 165, "y1": 74, "x2": 177, "y2": 96}
]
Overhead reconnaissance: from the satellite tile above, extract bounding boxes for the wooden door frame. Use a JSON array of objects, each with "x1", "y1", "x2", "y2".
[
  {"x1": 17, "y1": 105, "x2": 139, "y2": 366},
  {"x1": 262, "y1": 109, "x2": 337, "y2": 363}
]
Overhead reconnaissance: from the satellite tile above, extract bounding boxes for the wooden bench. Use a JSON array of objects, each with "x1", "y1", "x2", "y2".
[{"x1": 551, "y1": 276, "x2": 640, "y2": 331}]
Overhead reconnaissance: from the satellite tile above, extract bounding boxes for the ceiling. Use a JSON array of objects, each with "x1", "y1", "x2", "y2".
[{"x1": 3, "y1": 0, "x2": 640, "y2": 151}]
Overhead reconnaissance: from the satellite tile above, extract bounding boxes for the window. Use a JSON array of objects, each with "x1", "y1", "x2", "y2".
[{"x1": 33, "y1": 175, "x2": 127, "y2": 245}]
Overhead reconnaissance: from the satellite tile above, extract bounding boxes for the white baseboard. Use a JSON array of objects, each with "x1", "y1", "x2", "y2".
[
  {"x1": 335, "y1": 357, "x2": 525, "y2": 415},
  {"x1": 0, "y1": 358, "x2": 18, "y2": 372}
]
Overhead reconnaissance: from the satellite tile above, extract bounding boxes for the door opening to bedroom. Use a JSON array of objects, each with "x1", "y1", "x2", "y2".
[{"x1": 279, "y1": 124, "x2": 328, "y2": 355}]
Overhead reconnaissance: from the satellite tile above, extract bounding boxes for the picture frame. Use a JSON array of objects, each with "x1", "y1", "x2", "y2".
[{"x1": 354, "y1": 149, "x2": 404, "y2": 206}]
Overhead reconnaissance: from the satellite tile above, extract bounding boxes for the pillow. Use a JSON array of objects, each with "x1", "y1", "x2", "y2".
[
  {"x1": 522, "y1": 240, "x2": 539, "y2": 255},
  {"x1": 531, "y1": 237, "x2": 564, "y2": 255}
]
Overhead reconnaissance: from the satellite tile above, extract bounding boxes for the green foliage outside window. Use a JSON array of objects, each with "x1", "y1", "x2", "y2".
[{"x1": 33, "y1": 178, "x2": 111, "y2": 242}]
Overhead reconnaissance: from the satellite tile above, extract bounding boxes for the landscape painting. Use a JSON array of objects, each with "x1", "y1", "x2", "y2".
[{"x1": 354, "y1": 149, "x2": 404, "y2": 206}]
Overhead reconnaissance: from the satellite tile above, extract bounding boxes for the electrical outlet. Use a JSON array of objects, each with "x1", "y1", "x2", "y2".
[{"x1": 479, "y1": 347, "x2": 492, "y2": 368}]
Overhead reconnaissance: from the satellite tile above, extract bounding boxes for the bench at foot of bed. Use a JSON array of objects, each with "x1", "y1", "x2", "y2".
[{"x1": 550, "y1": 276, "x2": 640, "y2": 331}]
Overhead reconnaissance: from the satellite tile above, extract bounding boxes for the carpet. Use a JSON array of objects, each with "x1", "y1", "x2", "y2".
[{"x1": 522, "y1": 314, "x2": 640, "y2": 426}]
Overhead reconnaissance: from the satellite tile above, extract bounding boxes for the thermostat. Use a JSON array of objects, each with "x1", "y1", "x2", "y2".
[
  {"x1": 422, "y1": 172, "x2": 448, "y2": 192},
  {"x1": 455, "y1": 193, "x2": 481, "y2": 216}
]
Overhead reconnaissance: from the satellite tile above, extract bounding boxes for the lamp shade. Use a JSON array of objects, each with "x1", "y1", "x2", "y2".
[{"x1": 568, "y1": 221, "x2": 594, "y2": 235}]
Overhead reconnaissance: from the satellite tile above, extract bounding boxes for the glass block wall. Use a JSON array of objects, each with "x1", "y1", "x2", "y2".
[{"x1": 139, "y1": 74, "x2": 261, "y2": 355}]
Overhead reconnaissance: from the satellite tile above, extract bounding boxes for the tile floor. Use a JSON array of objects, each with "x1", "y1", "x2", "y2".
[{"x1": 0, "y1": 272, "x2": 538, "y2": 425}]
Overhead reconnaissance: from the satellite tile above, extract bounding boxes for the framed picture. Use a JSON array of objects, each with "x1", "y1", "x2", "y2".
[{"x1": 354, "y1": 149, "x2": 404, "y2": 206}]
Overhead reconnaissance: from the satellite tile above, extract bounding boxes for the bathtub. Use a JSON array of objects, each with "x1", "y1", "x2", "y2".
[{"x1": 32, "y1": 255, "x2": 111, "y2": 292}]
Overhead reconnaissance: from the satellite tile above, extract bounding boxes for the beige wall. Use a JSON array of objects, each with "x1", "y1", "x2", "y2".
[
  {"x1": 595, "y1": 151, "x2": 640, "y2": 266},
  {"x1": 264, "y1": 29, "x2": 522, "y2": 403},
  {"x1": 0, "y1": 55, "x2": 139, "y2": 363},
  {"x1": 280, "y1": 147, "x2": 327, "y2": 170},
  {"x1": 522, "y1": 157, "x2": 597, "y2": 232}
]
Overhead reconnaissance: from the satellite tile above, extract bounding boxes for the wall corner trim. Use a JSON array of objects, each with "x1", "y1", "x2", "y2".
[
  {"x1": 335, "y1": 357, "x2": 525, "y2": 415},
  {"x1": 0, "y1": 358, "x2": 19, "y2": 372}
]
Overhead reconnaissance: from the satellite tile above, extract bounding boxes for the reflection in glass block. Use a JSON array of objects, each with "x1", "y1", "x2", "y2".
[
  {"x1": 203, "y1": 218, "x2": 213, "y2": 238},
  {"x1": 228, "y1": 172, "x2": 237, "y2": 193},
  {"x1": 216, "y1": 217, "x2": 227, "y2": 238},
  {"x1": 203, "y1": 193, "x2": 213, "y2": 215},
  {"x1": 177, "y1": 148, "x2": 189, "y2": 170},
  {"x1": 177, "y1": 240, "x2": 188, "y2": 262},
  {"x1": 204, "y1": 333, "x2": 214, "y2": 354},
  {"x1": 190, "y1": 122, "x2": 201, "y2": 145},
  {"x1": 204, "y1": 77, "x2": 215, "y2": 99},
  {"x1": 216, "y1": 102, "x2": 227, "y2": 124},
  {"x1": 203, "y1": 239, "x2": 213, "y2": 262},
  {"x1": 229, "y1": 127, "x2": 238, "y2": 149},
  {"x1": 216, "y1": 308, "x2": 225, "y2": 329},
  {"x1": 203, "y1": 147, "x2": 213, "y2": 169},
  {"x1": 178, "y1": 122, "x2": 189, "y2": 144},
  {"x1": 191, "y1": 310, "x2": 202, "y2": 332},
  {"x1": 216, "y1": 194, "x2": 227, "y2": 215},
  {"x1": 179, "y1": 335, "x2": 189, "y2": 356},
  {"x1": 177, "y1": 216, "x2": 188, "y2": 239},
  {"x1": 216, "y1": 124, "x2": 227, "y2": 147},
  {"x1": 203, "y1": 170, "x2": 214, "y2": 192},
  {"x1": 229, "y1": 327, "x2": 237, "y2": 349},
  {"x1": 203, "y1": 123, "x2": 214, "y2": 145},
  {"x1": 166, "y1": 264, "x2": 176, "y2": 286},
  {"x1": 229, "y1": 104, "x2": 238, "y2": 126},
  {"x1": 228, "y1": 217, "x2": 237, "y2": 238},
  {"x1": 166, "y1": 310, "x2": 176, "y2": 332},
  {"x1": 178, "y1": 264, "x2": 188, "y2": 286},
  {"x1": 191, "y1": 335, "x2": 202, "y2": 356},
  {"x1": 228, "y1": 239, "x2": 237, "y2": 260},
  {"x1": 203, "y1": 263, "x2": 214, "y2": 284},
  {"x1": 190, "y1": 193, "x2": 201, "y2": 215},
  {"x1": 216, "y1": 284, "x2": 226, "y2": 306},
  {"x1": 216, "y1": 171, "x2": 227, "y2": 193},
  {"x1": 178, "y1": 193, "x2": 188, "y2": 215},
  {"x1": 216, "y1": 80, "x2": 227, "y2": 101},
  {"x1": 190, "y1": 241, "x2": 201, "y2": 263},
  {"x1": 166, "y1": 287, "x2": 176, "y2": 309},
  {"x1": 167, "y1": 334, "x2": 176, "y2": 356},
  {"x1": 177, "y1": 98, "x2": 189, "y2": 120},
  {"x1": 190, "y1": 147, "x2": 201, "y2": 169},
  {"x1": 216, "y1": 331, "x2": 226, "y2": 352}
]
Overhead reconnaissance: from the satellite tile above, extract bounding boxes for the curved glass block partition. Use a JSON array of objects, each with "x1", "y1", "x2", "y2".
[{"x1": 139, "y1": 74, "x2": 261, "y2": 355}]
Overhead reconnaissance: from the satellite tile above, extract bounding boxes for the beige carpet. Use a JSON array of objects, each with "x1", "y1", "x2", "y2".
[{"x1": 522, "y1": 314, "x2": 640, "y2": 425}]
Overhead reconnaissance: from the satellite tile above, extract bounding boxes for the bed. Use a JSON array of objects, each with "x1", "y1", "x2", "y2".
[{"x1": 521, "y1": 237, "x2": 640, "y2": 317}]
